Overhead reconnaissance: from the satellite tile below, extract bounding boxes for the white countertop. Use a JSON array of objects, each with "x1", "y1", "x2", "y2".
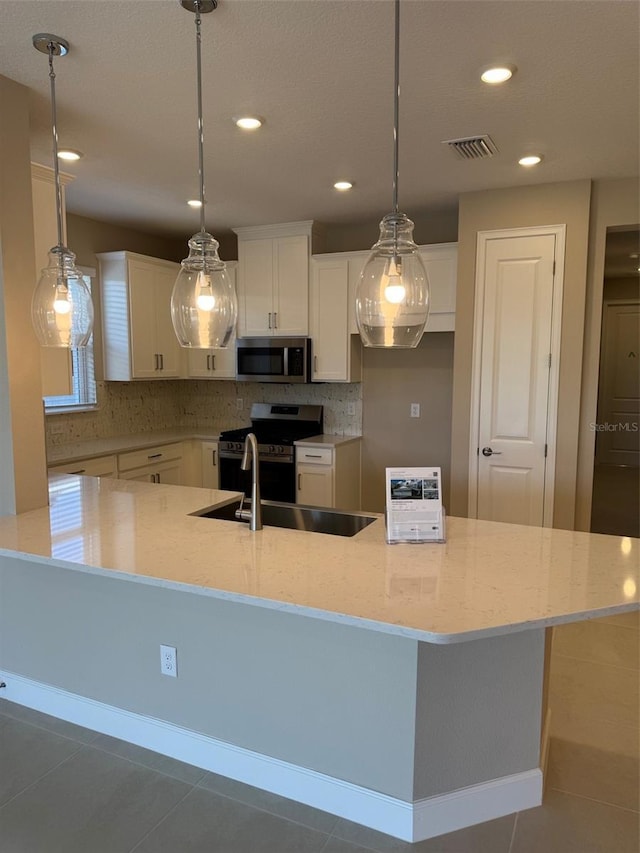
[
  {"x1": 47, "y1": 429, "x2": 221, "y2": 466},
  {"x1": 294, "y1": 434, "x2": 362, "y2": 448},
  {"x1": 47, "y1": 430, "x2": 361, "y2": 466},
  {"x1": 0, "y1": 476, "x2": 637, "y2": 644}
]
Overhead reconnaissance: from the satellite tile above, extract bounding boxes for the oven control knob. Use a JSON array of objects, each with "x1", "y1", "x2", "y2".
[{"x1": 269, "y1": 445, "x2": 275, "y2": 454}]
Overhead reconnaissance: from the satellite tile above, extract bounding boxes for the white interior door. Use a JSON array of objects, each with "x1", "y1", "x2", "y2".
[
  {"x1": 470, "y1": 229, "x2": 563, "y2": 526},
  {"x1": 596, "y1": 300, "x2": 640, "y2": 466}
]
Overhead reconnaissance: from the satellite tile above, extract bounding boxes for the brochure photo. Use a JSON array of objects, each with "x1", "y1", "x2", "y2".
[{"x1": 385, "y1": 467, "x2": 446, "y2": 544}]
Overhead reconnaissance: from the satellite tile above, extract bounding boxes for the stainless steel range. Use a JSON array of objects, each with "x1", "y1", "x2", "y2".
[{"x1": 219, "y1": 403, "x2": 323, "y2": 503}]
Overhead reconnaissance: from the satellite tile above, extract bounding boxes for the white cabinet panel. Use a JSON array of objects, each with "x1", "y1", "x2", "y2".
[
  {"x1": 201, "y1": 440, "x2": 220, "y2": 489},
  {"x1": 295, "y1": 440, "x2": 361, "y2": 510},
  {"x1": 49, "y1": 455, "x2": 117, "y2": 478},
  {"x1": 118, "y1": 443, "x2": 184, "y2": 485},
  {"x1": 235, "y1": 223, "x2": 313, "y2": 338},
  {"x1": 99, "y1": 251, "x2": 182, "y2": 381},
  {"x1": 310, "y1": 257, "x2": 362, "y2": 383},
  {"x1": 419, "y1": 243, "x2": 457, "y2": 333},
  {"x1": 186, "y1": 265, "x2": 237, "y2": 379}
]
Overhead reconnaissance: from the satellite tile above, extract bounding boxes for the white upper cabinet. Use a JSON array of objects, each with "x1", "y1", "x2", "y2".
[
  {"x1": 31, "y1": 163, "x2": 74, "y2": 396},
  {"x1": 185, "y1": 262, "x2": 237, "y2": 379},
  {"x1": 310, "y1": 255, "x2": 362, "y2": 382},
  {"x1": 419, "y1": 242, "x2": 457, "y2": 332},
  {"x1": 234, "y1": 221, "x2": 320, "y2": 338},
  {"x1": 99, "y1": 251, "x2": 182, "y2": 381}
]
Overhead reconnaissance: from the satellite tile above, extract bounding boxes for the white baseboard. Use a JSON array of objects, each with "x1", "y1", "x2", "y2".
[{"x1": 0, "y1": 671, "x2": 542, "y2": 843}]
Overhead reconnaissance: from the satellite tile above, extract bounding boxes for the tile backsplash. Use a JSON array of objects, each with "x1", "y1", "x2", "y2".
[{"x1": 45, "y1": 380, "x2": 362, "y2": 447}]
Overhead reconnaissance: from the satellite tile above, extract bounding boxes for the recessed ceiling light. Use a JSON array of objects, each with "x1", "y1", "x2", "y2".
[
  {"x1": 187, "y1": 199, "x2": 202, "y2": 208},
  {"x1": 480, "y1": 64, "x2": 516, "y2": 85},
  {"x1": 519, "y1": 155, "x2": 543, "y2": 167},
  {"x1": 57, "y1": 148, "x2": 83, "y2": 161},
  {"x1": 235, "y1": 116, "x2": 263, "y2": 130},
  {"x1": 334, "y1": 181, "x2": 353, "y2": 191},
  {"x1": 630, "y1": 253, "x2": 639, "y2": 259}
]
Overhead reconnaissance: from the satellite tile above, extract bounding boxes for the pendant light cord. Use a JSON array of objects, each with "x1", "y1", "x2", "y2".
[
  {"x1": 48, "y1": 43, "x2": 65, "y2": 250},
  {"x1": 392, "y1": 0, "x2": 400, "y2": 216},
  {"x1": 194, "y1": 0, "x2": 207, "y2": 235}
]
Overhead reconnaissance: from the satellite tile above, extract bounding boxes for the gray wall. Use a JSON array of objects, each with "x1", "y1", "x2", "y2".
[
  {"x1": 414, "y1": 630, "x2": 544, "y2": 798},
  {"x1": 361, "y1": 333, "x2": 454, "y2": 513},
  {"x1": 0, "y1": 556, "x2": 418, "y2": 800}
]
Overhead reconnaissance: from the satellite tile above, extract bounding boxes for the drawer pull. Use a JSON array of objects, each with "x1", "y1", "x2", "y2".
[
  {"x1": 306, "y1": 454, "x2": 322, "y2": 458},
  {"x1": 70, "y1": 469, "x2": 86, "y2": 475},
  {"x1": 148, "y1": 453, "x2": 162, "y2": 460}
]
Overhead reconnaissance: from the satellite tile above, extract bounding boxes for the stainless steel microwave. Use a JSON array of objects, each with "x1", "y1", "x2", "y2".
[{"x1": 236, "y1": 337, "x2": 311, "y2": 383}]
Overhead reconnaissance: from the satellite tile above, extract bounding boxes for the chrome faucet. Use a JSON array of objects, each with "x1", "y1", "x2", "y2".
[{"x1": 236, "y1": 432, "x2": 262, "y2": 531}]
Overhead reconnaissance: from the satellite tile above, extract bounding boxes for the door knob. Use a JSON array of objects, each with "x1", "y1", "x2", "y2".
[{"x1": 482, "y1": 447, "x2": 502, "y2": 457}]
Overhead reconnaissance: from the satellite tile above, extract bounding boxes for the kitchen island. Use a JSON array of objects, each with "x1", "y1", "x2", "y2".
[{"x1": 0, "y1": 475, "x2": 637, "y2": 842}]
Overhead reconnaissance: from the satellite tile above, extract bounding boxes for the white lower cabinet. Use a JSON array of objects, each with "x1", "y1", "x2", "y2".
[
  {"x1": 48, "y1": 455, "x2": 117, "y2": 478},
  {"x1": 117, "y1": 443, "x2": 184, "y2": 485},
  {"x1": 201, "y1": 440, "x2": 220, "y2": 489},
  {"x1": 296, "y1": 441, "x2": 361, "y2": 510}
]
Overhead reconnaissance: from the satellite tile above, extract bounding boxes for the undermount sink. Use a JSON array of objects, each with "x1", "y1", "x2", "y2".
[{"x1": 192, "y1": 499, "x2": 377, "y2": 538}]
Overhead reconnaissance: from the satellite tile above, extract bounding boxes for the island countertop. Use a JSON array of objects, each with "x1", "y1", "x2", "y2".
[{"x1": 0, "y1": 475, "x2": 637, "y2": 644}]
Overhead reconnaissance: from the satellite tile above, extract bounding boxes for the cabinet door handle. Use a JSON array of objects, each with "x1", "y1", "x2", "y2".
[
  {"x1": 273, "y1": 312, "x2": 278, "y2": 329},
  {"x1": 156, "y1": 473, "x2": 161, "y2": 484},
  {"x1": 159, "y1": 353, "x2": 164, "y2": 370},
  {"x1": 314, "y1": 355, "x2": 318, "y2": 372},
  {"x1": 148, "y1": 453, "x2": 162, "y2": 460},
  {"x1": 211, "y1": 353, "x2": 215, "y2": 370},
  {"x1": 154, "y1": 354, "x2": 159, "y2": 370},
  {"x1": 268, "y1": 312, "x2": 272, "y2": 329},
  {"x1": 206, "y1": 354, "x2": 211, "y2": 370},
  {"x1": 297, "y1": 473, "x2": 302, "y2": 490}
]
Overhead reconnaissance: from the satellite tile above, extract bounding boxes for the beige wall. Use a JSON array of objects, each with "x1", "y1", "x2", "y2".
[
  {"x1": 324, "y1": 207, "x2": 458, "y2": 254},
  {"x1": 574, "y1": 178, "x2": 640, "y2": 531},
  {"x1": 0, "y1": 76, "x2": 48, "y2": 515},
  {"x1": 450, "y1": 180, "x2": 592, "y2": 530},
  {"x1": 361, "y1": 333, "x2": 454, "y2": 513}
]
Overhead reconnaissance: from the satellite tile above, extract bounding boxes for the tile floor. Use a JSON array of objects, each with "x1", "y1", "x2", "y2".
[{"x1": 1, "y1": 699, "x2": 638, "y2": 853}]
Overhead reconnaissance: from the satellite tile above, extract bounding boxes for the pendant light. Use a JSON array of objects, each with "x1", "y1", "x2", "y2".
[
  {"x1": 31, "y1": 34, "x2": 94, "y2": 348},
  {"x1": 171, "y1": 0, "x2": 237, "y2": 349},
  {"x1": 355, "y1": 0, "x2": 430, "y2": 348}
]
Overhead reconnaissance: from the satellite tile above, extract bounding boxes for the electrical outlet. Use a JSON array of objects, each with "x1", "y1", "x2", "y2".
[
  {"x1": 49, "y1": 422, "x2": 65, "y2": 435},
  {"x1": 236, "y1": 398, "x2": 243, "y2": 411},
  {"x1": 160, "y1": 644, "x2": 177, "y2": 678},
  {"x1": 347, "y1": 402, "x2": 356, "y2": 416},
  {"x1": 410, "y1": 403, "x2": 421, "y2": 418}
]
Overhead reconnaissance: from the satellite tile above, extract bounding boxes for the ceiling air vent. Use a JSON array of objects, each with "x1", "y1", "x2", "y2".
[{"x1": 442, "y1": 135, "x2": 498, "y2": 160}]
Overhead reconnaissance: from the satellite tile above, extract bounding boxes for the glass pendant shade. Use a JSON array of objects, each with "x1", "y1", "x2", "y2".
[
  {"x1": 171, "y1": 232, "x2": 237, "y2": 348},
  {"x1": 31, "y1": 246, "x2": 94, "y2": 347},
  {"x1": 355, "y1": 213, "x2": 430, "y2": 348}
]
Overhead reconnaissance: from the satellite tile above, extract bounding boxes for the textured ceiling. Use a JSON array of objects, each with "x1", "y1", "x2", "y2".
[{"x1": 0, "y1": 0, "x2": 638, "y2": 242}]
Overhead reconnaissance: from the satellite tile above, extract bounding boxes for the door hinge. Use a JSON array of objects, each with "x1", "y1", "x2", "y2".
[
  {"x1": 544, "y1": 444, "x2": 548, "y2": 458},
  {"x1": 477, "y1": 447, "x2": 480, "y2": 456},
  {"x1": 547, "y1": 353, "x2": 552, "y2": 369},
  {"x1": 552, "y1": 260, "x2": 556, "y2": 275}
]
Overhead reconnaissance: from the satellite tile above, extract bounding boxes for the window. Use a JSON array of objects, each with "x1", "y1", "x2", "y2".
[{"x1": 43, "y1": 269, "x2": 97, "y2": 411}]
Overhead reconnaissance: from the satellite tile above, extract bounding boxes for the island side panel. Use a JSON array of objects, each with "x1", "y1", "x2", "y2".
[
  {"x1": 0, "y1": 555, "x2": 418, "y2": 801},
  {"x1": 413, "y1": 629, "x2": 545, "y2": 798}
]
